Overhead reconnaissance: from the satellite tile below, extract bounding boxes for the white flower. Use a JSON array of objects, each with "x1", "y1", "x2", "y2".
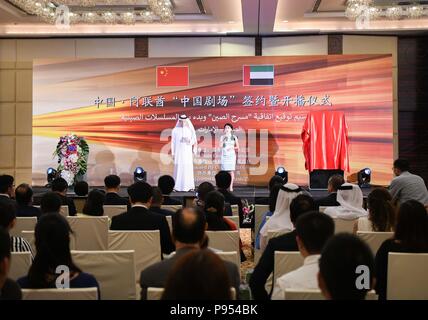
[
  {"x1": 60, "y1": 170, "x2": 74, "y2": 186},
  {"x1": 69, "y1": 154, "x2": 78, "y2": 163}
]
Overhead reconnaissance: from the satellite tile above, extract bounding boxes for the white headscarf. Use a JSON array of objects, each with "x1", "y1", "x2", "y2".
[
  {"x1": 324, "y1": 183, "x2": 367, "y2": 219},
  {"x1": 175, "y1": 115, "x2": 197, "y2": 145},
  {"x1": 260, "y1": 183, "x2": 303, "y2": 237}
]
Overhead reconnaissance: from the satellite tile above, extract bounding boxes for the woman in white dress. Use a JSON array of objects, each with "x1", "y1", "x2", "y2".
[
  {"x1": 220, "y1": 123, "x2": 239, "y2": 191},
  {"x1": 171, "y1": 115, "x2": 198, "y2": 191}
]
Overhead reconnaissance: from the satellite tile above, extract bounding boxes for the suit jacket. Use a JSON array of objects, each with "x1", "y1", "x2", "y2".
[
  {"x1": 162, "y1": 196, "x2": 182, "y2": 205},
  {"x1": 110, "y1": 206, "x2": 174, "y2": 254},
  {"x1": 218, "y1": 189, "x2": 243, "y2": 221},
  {"x1": 139, "y1": 247, "x2": 240, "y2": 299},
  {"x1": 150, "y1": 206, "x2": 174, "y2": 216},
  {"x1": 314, "y1": 192, "x2": 340, "y2": 208},
  {"x1": 104, "y1": 192, "x2": 129, "y2": 206},
  {"x1": 0, "y1": 195, "x2": 16, "y2": 208},
  {"x1": 57, "y1": 194, "x2": 77, "y2": 216},
  {"x1": 15, "y1": 205, "x2": 41, "y2": 218},
  {"x1": 249, "y1": 230, "x2": 298, "y2": 300}
]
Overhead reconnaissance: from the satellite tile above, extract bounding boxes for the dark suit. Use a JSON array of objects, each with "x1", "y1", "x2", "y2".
[
  {"x1": 104, "y1": 192, "x2": 129, "y2": 206},
  {"x1": 314, "y1": 192, "x2": 340, "y2": 208},
  {"x1": 139, "y1": 247, "x2": 240, "y2": 299},
  {"x1": 0, "y1": 195, "x2": 16, "y2": 208},
  {"x1": 57, "y1": 194, "x2": 77, "y2": 216},
  {"x1": 15, "y1": 205, "x2": 41, "y2": 218},
  {"x1": 249, "y1": 230, "x2": 298, "y2": 300},
  {"x1": 150, "y1": 206, "x2": 174, "y2": 216},
  {"x1": 110, "y1": 206, "x2": 174, "y2": 254},
  {"x1": 218, "y1": 189, "x2": 243, "y2": 221},
  {"x1": 162, "y1": 196, "x2": 182, "y2": 205}
]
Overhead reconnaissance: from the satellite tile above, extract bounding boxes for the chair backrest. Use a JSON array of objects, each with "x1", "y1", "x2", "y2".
[
  {"x1": 333, "y1": 218, "x2": 358, "y2": 234},
  {"x1": 161, "y1": 205, "x2": 182, "y2": 212},
  {"x1": 267, "y1": 230, "x2": 287, "y2": 242},
  {"x1": 283, "y1": 289, "x2": 378, "y2": 300},
  {"x1": 9, "y1": 252, "x2": 32, "y2": 281},
  {"x1": 166, "y1": 215, "x2": 172, "y2": 233},
  {"x1": 216, "y1": 251, "x2": 240, "y2": 272},
  {"x1": 67, "y1": 216, "x2": 109, "y2": 250},
  {"x1": 146, "y1": 287, "x2": 236, "y2": 300},
  {"x1": 103, "y1": 205, "x2": 127, "y2": 219},
  {"x1": 72, "y1": 250, "x2": 136, "y2": 300},
  {"x1": 226, "y1": 216, "x2": 240, "y2": 229},
  {"x1": 255, "y1": 205, "x2": 269, "y2": 234},
  {"x1": 21, "y1": 231, "x2": 36, "y2": 253},
  {"x1": 60, "y1": 206, "x2": 69, "y2": 217},
  {"x1": 108, "y1": 230, "x2": 161, "y2": 282},
  {"x1": 74, "y1": 198, "x2": 87, "y2": 215},
  {"x1": 357, "y1": 231, "x2": 394, "y2": 254},
  {"x1": 274, "y1": 251, "x2": 304, "y2": 284},
  {"x1": 319, "y1": 206, "x2": 331, "y2": 213},
  {"x1": 230, "y1": 204, "x2": 239, "y2": 216},
  {"x1": 10, "y1": 217, "x2": 37, "y2": 237},
  {"x1": 22, "y1": 288, "x2": 98, "y2": 300},
  {"x1": 206, "y1": 231, "x2": 240, "y2": 253},
  {"x1": 387, "y1": 252, "x2": 428, "y2": 300}
]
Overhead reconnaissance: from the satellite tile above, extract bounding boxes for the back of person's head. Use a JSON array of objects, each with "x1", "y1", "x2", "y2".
[
  {"x1": 0, "y1": 202, "x2": 16, "y2": 230},
  {"x1": 0, "y1": 227, "x2": 11, "y2": 275},
  {"x1": 82, "y1": 189, "x2": 105, "y2": 216},
  {"x1": 162, "y1": 249, "x2": 231, "y2": 300},
  {"x1": 290, "y1": 194, "x2": 316, "y2": 224},
  {"x1": 40, "y1": 192, "x2": 62, "y2": 214},
  {"x1": 28, "y1": 213, "x2": 80, "y2": 288},
  {"x1": 204, "y1": 191, "x2": 225, "y2": 217},
  {"x1": 318, "y1": 233, "x2": 374, "y2": 300},
  {"x1": 395, "y1": 200, "x2": 428, "y2": 251},
  {"x1": 215, "y1": 171, "x2": 232, "y2": 190},
  {"x1": 74, "y1": 181, "x2": 89, "y2": 197},
  {"x1": 15, "y1": 183, "x2": 33, "y2": 206},
  {"x1": 104, "y1": 175, "x2": 121, "y2": 190},
  {"x1": 51, "y1": 177, "x2": 68, "y2": 193},
  {"x1": 151, "y1": 186, "x2": 163, "y2": 207},
  {"x1": 197, "y1": 182, "x2": 215, "y2": 202},
  {"x1": 127, "y1": 181, "x2": 153, "y2": 204},
  {"x1": 268, "y1": 175, "x2": 284, "y2": 191},
  {"x1": 158, "y1": 175, "x2": 175, "y2": 195},
  {"x1": 393, "y1": 159, "x2": 410, "y2": 172},
  {"x1": 0, "y1": 174, "x2": 14, "y2": 194},
  {"x1": 172, "y1": 207, "x2": 206, "y2": 245},
  {"x1": 367, "y1": 188, "x2": 395, "y2": 232},
  {"x1": 268, "y1": 184, "x2": 282, "y2": 213},
  {"x1": 296, "y1": 211, "x2": 334, "y2": 255},
  {"x1": 328, "y1": 175, "x2": 345, "y2": 193}
]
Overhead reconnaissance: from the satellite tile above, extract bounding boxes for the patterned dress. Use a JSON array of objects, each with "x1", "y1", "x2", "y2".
[{"x1": 221, "y1": 135, "x2": 237, "y2": 171}]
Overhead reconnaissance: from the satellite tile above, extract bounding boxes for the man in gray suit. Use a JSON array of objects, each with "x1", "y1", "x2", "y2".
[{"x1": 140, "y1": 207, "x2": 241, "y2": 299}]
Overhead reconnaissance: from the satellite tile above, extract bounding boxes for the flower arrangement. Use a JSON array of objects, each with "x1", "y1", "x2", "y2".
[{"x1": 54, "y1": 134, "x2": 89, "y2": 186}]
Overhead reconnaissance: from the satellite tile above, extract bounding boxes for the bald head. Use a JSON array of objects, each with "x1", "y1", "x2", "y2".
[{"x1": 172, "y1": 207, "x2": 206, "y2": 246}]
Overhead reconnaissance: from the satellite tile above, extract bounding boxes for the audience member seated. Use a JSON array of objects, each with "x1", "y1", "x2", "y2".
[
  {"x1": 82, "y1": 190, "x2": 105, "y2": 216},
  {"x1": 150, "y1": 187, "x2": 174, "y2": 216},
  {"x1": 215, "y1": 171, "x2": 243, "y2": 220},
  {"x1": 314, "y1": 174, "x2": 345, "y2": 207},
  {"x1": 0, "y1": 202, "x2": 34, "y2": 258},
  {"x1": 324, "y1": 183, "x2": 367, "y2": 220},
  {"x1": 255, "y1": 184, "x2": 282, "y2": 250},
  {"x1": 194, "y1": 181, "x2": 215, "y2": 209},
  {"x1": 104, "y1": 175, "x2": 128, "y2": 206},
  {"x1": 140, "y1": 207, "x2": 240, "y2": 299},
  {"x1": 204, "y1": 191, "x2": 234, "y2": 231},
  {"x1": 259, "y1": 183, "x2": 303, "y2": 251},
  {"x1": 0, "y1": 227, "x2": 22, "y2": 300},
  {"x1": 40, "y1": 192, "x2": 62, "y2": 215},
  {"x1": 375, "y1": 200, "x2": 428, "y2": 300},
  {"x1": 318, "y1": 233, "x2": 375, "y2": 300},
  {"x1": 249, "y1": 194, "x2": 316, "y2": 300},
  {"x1": 17, "y1": 214, "x2": 99, "y2": 294},
  {"x1": 51, "y1": 178, "x2": 77, "y2": 216},
  {"x1": 74, "y1": 181, "x2": 89, "y2": 197},
  {"x1": 15, "y1": 184, "x2": 41, "y2": 218},
  {"x1": 110, "y1": 181, "x2": 174, "y2": 254},
  {"x1": 256, "y1": 175, "x2": 285, "y2": 205},
  {"x1": 356, "y1": 187, "x2": 395, "y2": 233},
  {"x1": 0, "y1": 175, "x2": 16, "y2": 207},
  {"x1": 271, "y1": 211, "x2": 335, "y2": 299},
  {"x1": 158, "y1": 175, "x2": 182, "y2": 205},
  {"x1": 162, "y1": 249, "x2": 233, "y2": 300},
  {"x1": 389, "y1": 159, "x2": 428, "y2": 206}
]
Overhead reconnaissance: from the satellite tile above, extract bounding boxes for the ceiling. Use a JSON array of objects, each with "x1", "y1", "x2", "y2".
[{"x1": 1, "y1": 0, "x2": 428, "y2": 36}]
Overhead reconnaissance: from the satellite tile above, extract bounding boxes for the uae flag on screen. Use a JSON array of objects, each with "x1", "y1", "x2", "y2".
[
  {"x1": 156, "y1": 66, "x2": 189, "y2": 87},
  {"x1": 243, "y1": 65, "x2": 274, "y2": 86}
]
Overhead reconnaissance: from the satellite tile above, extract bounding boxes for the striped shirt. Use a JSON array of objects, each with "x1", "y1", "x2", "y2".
[{"x1": 11, "y1": 236, "x2": 34, "y2": 259}]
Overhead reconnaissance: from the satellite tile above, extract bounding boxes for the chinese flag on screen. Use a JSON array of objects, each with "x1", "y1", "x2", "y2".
[{"x1": 156, "y1": 66, "x2": 189, "y2": 87}]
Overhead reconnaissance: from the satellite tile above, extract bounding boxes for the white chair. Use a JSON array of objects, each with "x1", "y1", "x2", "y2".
[
  {"x1": 333, "y1": 218, "x2": 358, "y2": 234},
  {"x1": 22, "y1": 288, "x2": 98, "y2": 300},
  {"x1": 284, "y1": 289, "x2": 325, "y2": 300},
  {"x1": 267, "y1": 230, "x2": 287, "y2": 242},
  {"x1": 67, "y1": 216, "x2": 109, "y2": 251},
  {"x1": 206, "y1": 230, "x2": 240, "y2": 253},
  {"x1": 108, "y1": 230, "x2": 161, "y2": 282},
  {"x1": 166, "y1": 215, "x2": 172, "y2": 233},
  {"x1": 387, "y1": 252, "x2": 428, "y2": 300},
  {"x1": 103, "y1": 205, "x2": 127, "y2": 219},
  {"x1": 255, "y1": 205, "x2": 269, "y2": 235},
  {"x1": 21, "y1": 231, "x2": 35, "y2": 253},
  {"x1": 226, "y1": 216, "x2": 240, "y2": 229},
  {"x1": 72, "y1": 250, "x2": 137, "y2": 300},
  {"x1": 357, "y1": 231, "x2": 394, "y2": 254},
  {"x1": 10, "y1": 217, "x2": 37, "y2": 237},
  {"x1": 319, "y1": 206, "x2": 332, "y2": 213},
  {"x1": 146, "y1": 287, "x2": 236, "y2": 300},
  {"x1": 231, "y1": 204, "x2": 239, "y2": 216},
  {"x1": 9, "y1": 252, "x2": 32, "y2": 281},
  {"x1": 273, "y1": 251, "x2": 304, "y2": 284},
  {"x1": 216, "y1": 251, "x2": 240, "y2": 271},
  {"x1": 161, "y1": 205, "x2": 182, "y2": 212},
  {"x1": 34, "y1": 205, "x2": 69, "y2": 217}
]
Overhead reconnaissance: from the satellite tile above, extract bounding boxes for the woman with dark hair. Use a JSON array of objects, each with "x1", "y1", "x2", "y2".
[
  {"x1": 82, "y1": 189, "x2": 105, "y2": 216},
  {"x1": 219, "y1": 123, "x2": 239, "y2": 192},
  {"x1": 375, "y1": 200, "x2": 428, "y2": 300},
  {"x1": 356, "y1": 188, "x2": 396, "y2": 232},
  {"x1": 17, "y1": 214, "x2": 99, "y2": 294},
  {"x1": 204, "y1": 191, "x2": 231, "y2": 231},
  {"x1": 162, "y1": 249, "x2": 232, "y2": 300}
]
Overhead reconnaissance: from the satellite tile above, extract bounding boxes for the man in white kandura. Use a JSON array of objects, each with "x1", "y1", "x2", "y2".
[{"x1": 171, "y1": 115, "x2": 198, "y2": 192}]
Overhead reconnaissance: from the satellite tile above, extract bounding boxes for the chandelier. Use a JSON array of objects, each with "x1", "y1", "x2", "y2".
[
  {"x1": 345, "y1": 0, "x2": 428, "y2": 21},
  {"x1": 8, "y1": 0, "x2": 174, "y2": 24}
]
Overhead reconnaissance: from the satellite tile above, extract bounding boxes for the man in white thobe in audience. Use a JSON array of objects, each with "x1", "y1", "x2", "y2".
[{"x1": 324, "y1": 183, "x2": 367, "y2": 220}]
